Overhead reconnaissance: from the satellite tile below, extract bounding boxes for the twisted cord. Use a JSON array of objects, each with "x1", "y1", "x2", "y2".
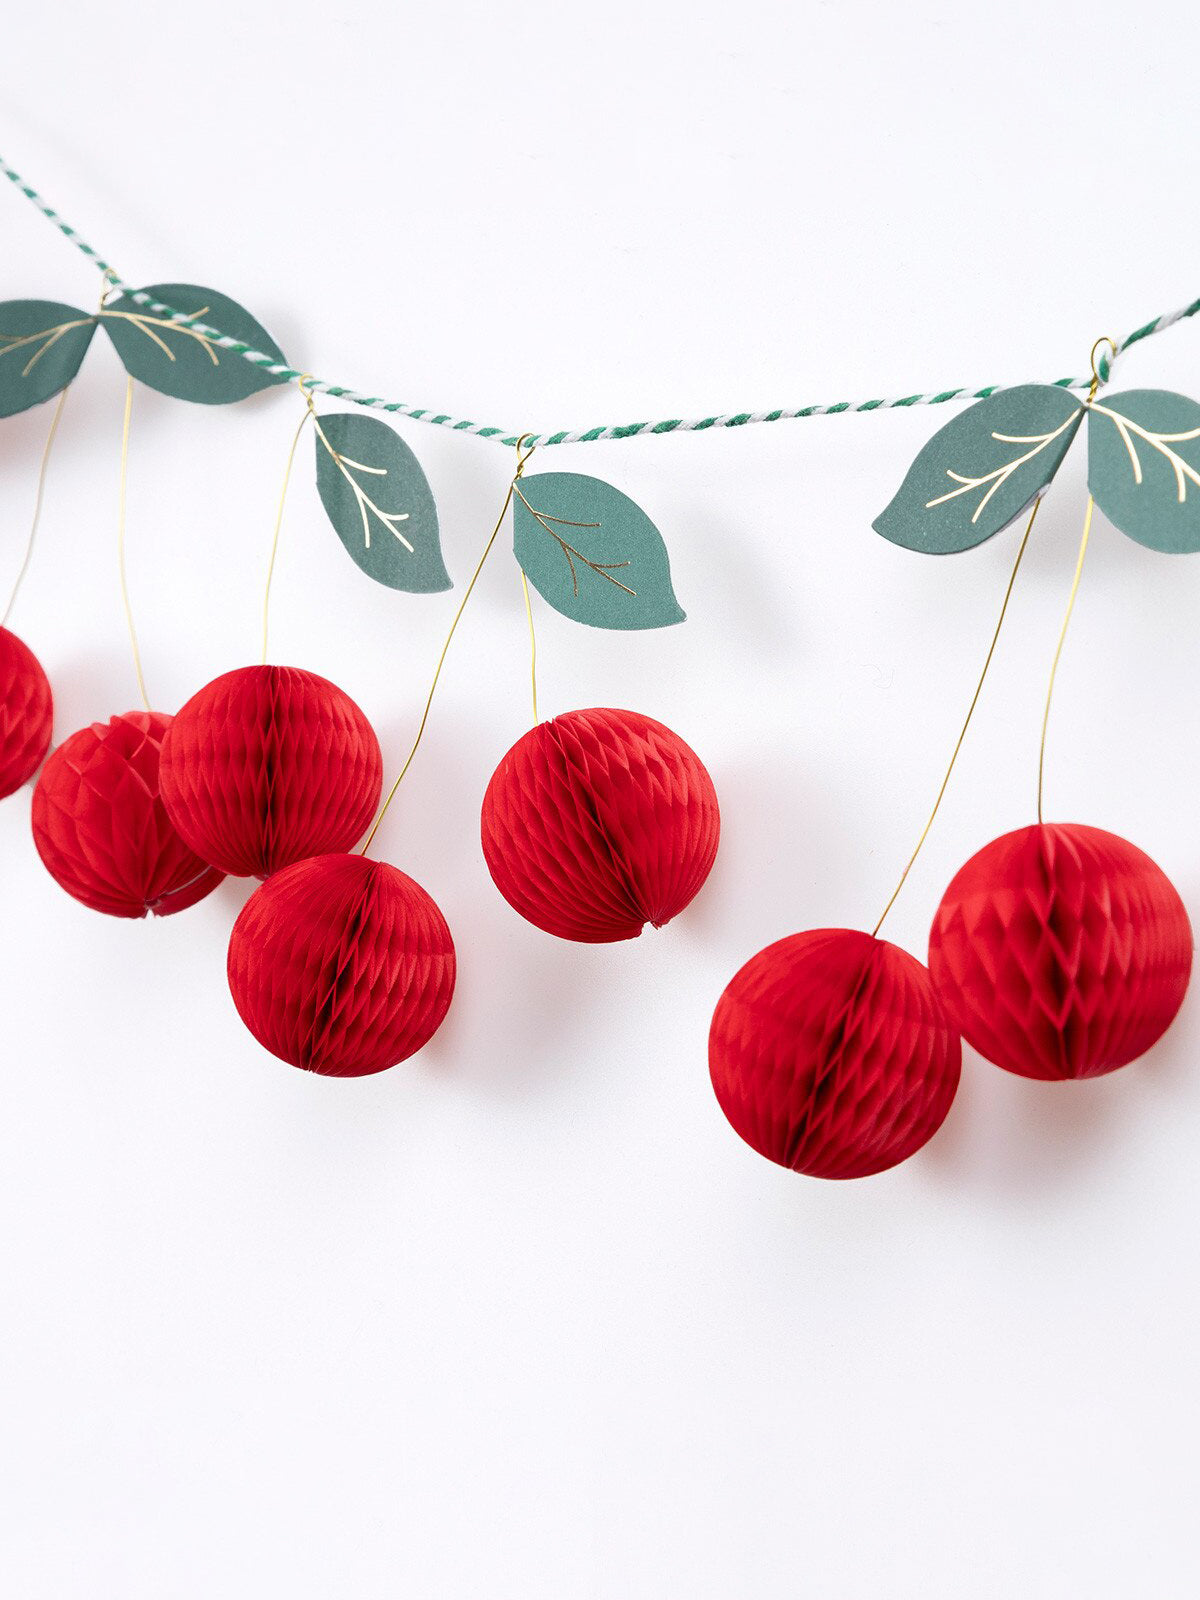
[{"x1": 4, "y1": 155, "x2": 1198, "y2": 449}]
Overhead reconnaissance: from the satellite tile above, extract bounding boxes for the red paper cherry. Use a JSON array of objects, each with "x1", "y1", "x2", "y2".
[
  {"x1": 158, "y1": 665, "x2": 383, "y2": 878},
  {"x1": 929, "y1": 822, "x2": 1193, "y2": 1080},
  {"x1": 709, "y1": 928, "x2": 961, "y2": 1179},
  {"x1": 0, "y1": 626, "x2": 53, "y2": 798},
  {"x1": 31, "y1": 710, "x2": 224, "y2": 918},
  {"x1": 481, "y1": 707, "x2": 720, "y2": 943},
  {"x1": 227, "y1": 852, "x2": 456, "y2": 1076}
]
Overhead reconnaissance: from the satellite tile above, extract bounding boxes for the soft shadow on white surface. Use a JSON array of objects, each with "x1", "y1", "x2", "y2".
[{"x1": 3, "y1": 4, "x2": 1200, "y2": 1598}]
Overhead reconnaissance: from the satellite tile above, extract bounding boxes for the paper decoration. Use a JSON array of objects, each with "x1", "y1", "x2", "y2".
[
  {"x1": 1087, "y1": 389, "x2": 1200, "y2": 553},
  {"x1": 314, "y1": 412, "x2": 450, "y2": 592},
  {"x1": 227, "y1": 852, "x2": 456, "y2": 1076},
  {"x1": 512, "y1": 473, "x2": 685, "y2": 629},
  {"x1": 31, "y1": 710, "x2": 224, "y2": 917},
  {"x1": 0, "y1": 299, "x2": 96, "y2": 417},
  {"x1": 159, "y1": 665, "x2": 382, "y2": 877},
  {"x1": 929, "y1": 823, "x2": 1193, "y2": 1080},
  {"x1": 709, "y1": 928, "x2": 961, "y2": 1179},
  {"x1": 874, "y1": 384, "x2": 1084, "y2": 553},
  {"x1": 0, "y1": 627, "x2": 53, "y2": 797},
  {"x1": 102, "y1": 283, "x2": 289, "y2": 404},
  {"x1": 481, "y1": 707, "x2": 719, "y2": 942}
]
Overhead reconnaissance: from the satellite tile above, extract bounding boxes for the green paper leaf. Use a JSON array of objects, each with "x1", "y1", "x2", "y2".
[
  {"x1": 512, "y1": 472, "x2": 684, "y2": 630},
  {"x1": 0, "y1": 299, "x2": 96, "y2": 418},
  {"x1": 102, "y1": 283, "x2": 289, "y2": 404},
  {"x1": 1087, "y1": 389, "x2": 1200, "y2": 553},
  {"x1": 874, "y1": 384, "x2": 1083, "y2": 554},
  {"x1": 314, "y1": 413, "x2": 450, "y2": 592}
]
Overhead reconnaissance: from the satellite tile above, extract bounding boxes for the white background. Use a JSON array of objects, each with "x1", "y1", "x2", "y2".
[{"x1": 3, "y1": 4, "x2": 1199, "y2": 1595}]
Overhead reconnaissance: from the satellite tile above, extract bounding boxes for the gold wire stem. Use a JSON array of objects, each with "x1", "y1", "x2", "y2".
[
  {"x1": 116, "y1": 376, "x2": 151, "y2": 712},
  {"x1": 872, "y1": 495, "x2": 1042, "y2": 938},
  {"x1": 2, "y1": 382, "x2": 70, "y2": 630},
  {"x1": 360, "y1": 483, "x2": 516, "y2": 855},
  {"x1": 360, "y1": 436, "x2": 537, "y2": 856},
  {"x1": 520, "y1": 567, "x2": 539, "y2": 724},
  {"x1": 261, "y1": 405, "x2": 314, "y2": 664},
  {"x1": 1036, "y1": 494, "x2": 1094, "y2": 824}
]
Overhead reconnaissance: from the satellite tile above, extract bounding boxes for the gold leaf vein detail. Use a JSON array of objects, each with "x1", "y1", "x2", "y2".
[
  {"x1": 925, "y1": 412, "x2": 1080, "y2": 524},
  {"x1": 1090, "y1": 402, "x2": 1200, "y2": 504},
  {"x1": 512, "y1": 484, "x2": 636, "y2": 598},
  {"x1": 0, "y1": 318, "x2": 91, "y2": 379},
  {"x1": 314, "y1": 419, "x2": 414, "y2": 552}
]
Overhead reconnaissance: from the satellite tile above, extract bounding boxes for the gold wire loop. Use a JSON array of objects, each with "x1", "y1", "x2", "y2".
[
  {"x1": 514, "y1": 432, "x2": 537, "y2": 478},
  {"x1": 296, "y1": 371, "x2": 318, "y2": 416},
  {"x1": 1087, "y1": 336, "x2": 1118, "y2": 402},
  {"x1": 98, "y1": 268, "x2": 118, "y2": 312}
]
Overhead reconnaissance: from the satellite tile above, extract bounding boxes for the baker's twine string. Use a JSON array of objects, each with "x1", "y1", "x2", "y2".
[{"x1": 4, "y1": 156, "x2": 1199, "y2": 448}]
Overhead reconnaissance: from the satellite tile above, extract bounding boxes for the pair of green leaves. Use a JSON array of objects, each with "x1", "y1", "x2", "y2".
[
  {"x1": 311, "y1": 417, "x2": 685, "y2": 625},
  {"x1": 0, "y1": 285, "x2": 444, "y2": 593},
  {"x1": 0, "y1": 283, "x2": 289, "y2": 416},
  {"x1": 1, "y1": 286, "x2": 687, "y2": 624},
  {"x1": 875, "y1": 382, "x2": 1200, "y2": 554}
]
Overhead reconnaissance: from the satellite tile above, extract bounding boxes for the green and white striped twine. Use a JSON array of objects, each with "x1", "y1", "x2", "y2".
[{"x1": 5, "y1": 153, "x2": 1199, "y2": 449}]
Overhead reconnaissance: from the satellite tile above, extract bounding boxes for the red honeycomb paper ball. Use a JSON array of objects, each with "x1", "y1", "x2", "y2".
[
  {"x1": 0, "y1": 626, "x2": 53, "y2": 798},
  {"x1": 481, "y1": 707, "x2": 720, "y2": 943},
  {"x1": 31, "y1": 710, "x2": 224, "y2": 918},
  {"x1": 158, "y1": 664, "x2": 383, "y2": 878},
  {"x1": 929, "y1": 822, "x2": 1193, "y2": 1080},
  {"x1": 227, "y1": 852, "x2": 456, "y2": 1077},
  {"x1": 709, "y1": 928, "x2": 962, "y2": 1180}
]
